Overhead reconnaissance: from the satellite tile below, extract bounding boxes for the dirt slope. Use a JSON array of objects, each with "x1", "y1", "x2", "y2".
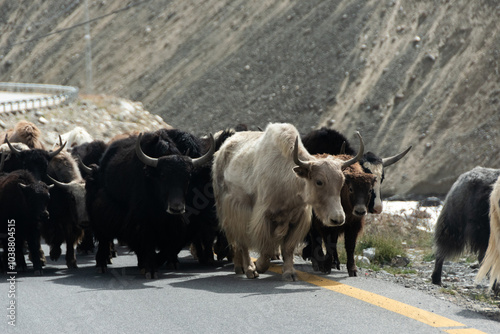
[{"x1": 0, "y1": 0, "x2": 499, "y2": 197}]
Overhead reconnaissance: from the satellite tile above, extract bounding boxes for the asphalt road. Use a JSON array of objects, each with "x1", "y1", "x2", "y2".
[{"x1": 1, "y1": 244, "x2": 499, "y2": 334}]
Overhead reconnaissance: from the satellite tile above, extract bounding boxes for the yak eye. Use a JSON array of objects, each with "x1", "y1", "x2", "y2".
[{"x1": 316, "y1": 180, "x2": 323, "y2": 186}]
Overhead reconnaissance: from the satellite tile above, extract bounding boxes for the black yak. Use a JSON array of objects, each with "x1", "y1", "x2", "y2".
[
  {"x1": 86, "y1": 129, "x2": 214, "y2": 278},
  {"x1": 432, "y1": 167, "x2": 500, "y2": 285},
  {"x1": 0, "y1": 170, "x2": 52, "y2": 274}
]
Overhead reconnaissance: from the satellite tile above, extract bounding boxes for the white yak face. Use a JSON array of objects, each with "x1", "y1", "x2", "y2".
[
  {"x1": 362, "y1": 161, "x2": 383, "y2": 214},
  {"x1": 294, "y1": 157, "x2": 346, "y2": 227}
]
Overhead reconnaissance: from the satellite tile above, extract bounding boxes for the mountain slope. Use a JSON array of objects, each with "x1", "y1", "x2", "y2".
[{"x1": 0, "y1": 0, "x2": 499, "y2": 197}]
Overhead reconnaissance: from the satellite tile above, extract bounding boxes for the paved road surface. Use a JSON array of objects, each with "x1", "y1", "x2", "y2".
[{"x1": 1, "y1": 244, "x2": 499, "y2": 334}]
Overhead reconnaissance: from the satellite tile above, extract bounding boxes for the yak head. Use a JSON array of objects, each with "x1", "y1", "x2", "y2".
[
  {"x1": 135, "y1": 133, "x2": 215, "y2": 215},
  {"x1": 361, "y1": 146, "x2": 411, "y2": 214},
  {"x1": 46, "y1": 175, "x2": 88, "y2": 223},
  {"x1": 3, "y1": 135, "x2": 66, "y2": 181},
  {"x1": 341, "y1": 164, "x2": 376, "y2": 218},
  {"x1": 19, "y1": 180, "x2": 53, "y2": 222},
  {"x1": 293, "y1": 132, "x2": 364, "y2": 227}
]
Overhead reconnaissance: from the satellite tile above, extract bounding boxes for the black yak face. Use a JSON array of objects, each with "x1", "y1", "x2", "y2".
[
  {"x1": 146, "y1": 155, "x2": 194, "y2": 215},
  {"x1": 5, "y1": 149, "x2": 51, "y2": 181},
  {"x1": 342, "y1": 172, "x2": 376, "y2": 218},
  {"x1": 19, "y1": 180, "x2": 52, "y2": 222}
]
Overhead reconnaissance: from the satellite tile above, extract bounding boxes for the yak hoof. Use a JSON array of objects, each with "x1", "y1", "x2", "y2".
[
  {"x1": 348, "y1": 270, "x2": 357, "y2": 277},
  {"x1": 235, "y1": 266, "x2": 244, "y2": 274},
  {"x1": 282, "y1": 271, "x2": 298, "y2": 282},
  {"x1": 50, "y1": 248, "x2": 62, "y2": 261},
  {"x1": 33, "y1": 269, "x2": 43, "y2": 276},
  {"x1": 245, "y1": 269, "x2": 259, "y2": 279},
  {"x1": 97, "y1": 266, "x2": 107, "y2": 274},
  {"x1": 67, "y1": 262, "x2": 78, "y2": 269},
  {"x1": 145, "y1": 271, "x2": 158, "y2": 279}
]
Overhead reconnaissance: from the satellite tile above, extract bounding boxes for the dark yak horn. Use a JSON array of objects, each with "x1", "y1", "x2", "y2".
[
  {"x1": 0, "y1": 152, "x2": 5, "y2": 171},
  {"x1": 341, "y1": 132, "x2": 364, "y2": 169},
  {"x1": 191, "y1": 133, "x2": 215, "y2": 168},
  {"x1": 382, "y1": 146, "x2": 412, "y2": 167},
  {"x1": 340, "y1": 141, "x2": 346, "y2": 154},
  {"x1": 46, "y1": 174, "x2": 72, "y2": 190},
  {"x1": 5, "y1": 135, "x2": 22, "y2": 156},
  {"x1": 77, "y1": 158, "x2": 93, "y2": 175},
  {"x1": 135, "y1": 133, "x2": 158, "y2": 168},
  {"x1": 49, "y1": 136, "x2": 66, "y2": 158},
  {"x1": 292, "y1": 136, "x2": 309, "y2": 170}
]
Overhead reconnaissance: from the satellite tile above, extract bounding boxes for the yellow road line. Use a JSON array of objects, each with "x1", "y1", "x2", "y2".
[{"x1": 267, "y1": 264, "x2": 487, "y2": 334}]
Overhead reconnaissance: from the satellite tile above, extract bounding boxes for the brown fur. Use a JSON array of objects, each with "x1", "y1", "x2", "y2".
[{"x1": 1, "y1": 120, "x2": 45, "y2": 149}]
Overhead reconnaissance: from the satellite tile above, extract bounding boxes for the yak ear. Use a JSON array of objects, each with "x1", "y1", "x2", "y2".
[{"x1": 293, "y1": 166, "x2": 310, "y2": 179}]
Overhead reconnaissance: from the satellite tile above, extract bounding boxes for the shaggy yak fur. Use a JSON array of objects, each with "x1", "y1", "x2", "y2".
[
  {"x1": 476, "y1": 174, "x2": 500, "y2": 289},
  {"x1": 212, "y1": 123, "x2": 363, "y2": 281},
  {"x1": 432, "y1": 167, "x2": 500, "y2": 285}
]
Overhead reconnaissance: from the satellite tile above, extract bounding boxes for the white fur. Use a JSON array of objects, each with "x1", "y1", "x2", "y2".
[
  {"x1": 53, "y1": 126, "x2": 93, "y2": 149},
  {"x1": 476, "y1": 176, "x2": 500, "y2": 288},
  {"x1": 213, "y1": 123, "x2": 346, "y2": 281}
]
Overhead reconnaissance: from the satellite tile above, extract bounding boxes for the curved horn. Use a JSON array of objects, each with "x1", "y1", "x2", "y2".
[
  {"x1": 77, "y1": 158, "x2": 93, "y2": 175},
  {"x1": 5, "y1": 135, "x2": 22, "y2": 156},
  {"x1": 135, "y1": 133, "x2": 158, "y2": 168},
  {"x1": 0, "y1": 152, "x2": 5, "y2": 172},
  {"x1": 49, "y1": 136, "x2": 66, "y2": 158},
  {"x1": 46, "y1": 174, "x2": 72, "y2": 190},
  {"x1": 341, "y1": 131, "x2": 364, "y2": 169},
  {"x1": 340, "y1": 141, "x2": 346, "y2": 155},
  {"x1": 292, "y1": 136, "x2": 309, "y2": 169},
  {"x1": 191, "y1": 133, "x2": 215, "y2": 168},
  {"x1": 382, "y1": 146, "x2": 412, "y2": 167}
]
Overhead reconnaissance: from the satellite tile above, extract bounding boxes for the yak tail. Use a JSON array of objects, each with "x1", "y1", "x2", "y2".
[{"x1": 476, "y1": 178, "x2": 500, "y2": 288}]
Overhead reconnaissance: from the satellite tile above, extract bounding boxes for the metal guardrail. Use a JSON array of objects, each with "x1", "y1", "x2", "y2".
[{"x1": 0, "y1": 82, "x2": 79, "y2": 114}]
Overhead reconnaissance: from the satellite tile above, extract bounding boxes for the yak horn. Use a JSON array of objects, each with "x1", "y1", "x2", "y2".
[
  {"x1": 5, "y1": 135, "x2": 22, "y2": 156},
  {"x1": 382, "y1": 146, "x2": 412, "y2": 167},
  {"x1": 46, "y1": 174, "x2": 72, "y2": 190},
  {"x1": 341, "y1": 132, "x2": 364, "y2": 169},
  {"x1": 191, "y1": 133, "x2": 215, "y2": 168},
  {"x1": 77, "y1": 158, "x2": 93, "y2": 175},
  {"x1": 292, "y1": 136, "x2": 309, "y2": 170},
  {"x1": 49, "y1": 136, "x2": 66, "y2": 158},
  {"x1": 340, "y1": 141, "x2": 346, "y2": 154},
  {"x1": 0, "y1": 152, "x2": 5, "y2": 171},
  {"x1": 135, "y1": 133, "x2": 158, "y2": 168}
]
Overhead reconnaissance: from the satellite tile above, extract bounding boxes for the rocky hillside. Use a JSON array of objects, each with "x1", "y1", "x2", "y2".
[{"x1": 0, "y1": 0, "x2": 499, "y2": 198}]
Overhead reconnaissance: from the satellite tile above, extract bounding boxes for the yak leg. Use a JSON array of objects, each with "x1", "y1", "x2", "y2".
[
  {"x1": 232, "y1": 245, "x2": 257, "y2": 278},
  {"x1": 281, "y1": 243, "x2": 297, "y2": 282},
  {"x1": 240, "y1": 245, "x2": 258, "y2": 279},
  {"x1": 232, "y1": 246, "x2": 244, "y2": 274},
  {"x1": 309, "y1": 227, "x2": 327, "y2": 273},
  {"x1": 95, "y1": 238, "x2": 111, "y2": 273},
  {"x1": 255, "y1": 252, "x2": 272, "y2": 274},
  {"x1": 281, "y1": 223, "x2": 308, "y2": 282},
  {"x1": 65, "y1": 237, "x2": 78, "y2": 269},
  {"x1": 344, "y1": 227, "x2": 359, "y2": 277},
  {"x1": 15, "y1": 239, "x2": 28, "y2": 272},
  {"x1": 431, "y1": 255, "x2": 445, "y2": 285},
  {"x1": 325, "y1": 229, "x2": 340, "y2": 271},
  {"x1": 26, "y1": 233, "x2": 43, "y2": 275}
]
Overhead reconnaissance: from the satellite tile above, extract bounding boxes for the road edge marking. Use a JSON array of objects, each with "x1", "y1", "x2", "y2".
[{"x1": 266, "y1": 264, "x2": 486, "y2": 333}]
